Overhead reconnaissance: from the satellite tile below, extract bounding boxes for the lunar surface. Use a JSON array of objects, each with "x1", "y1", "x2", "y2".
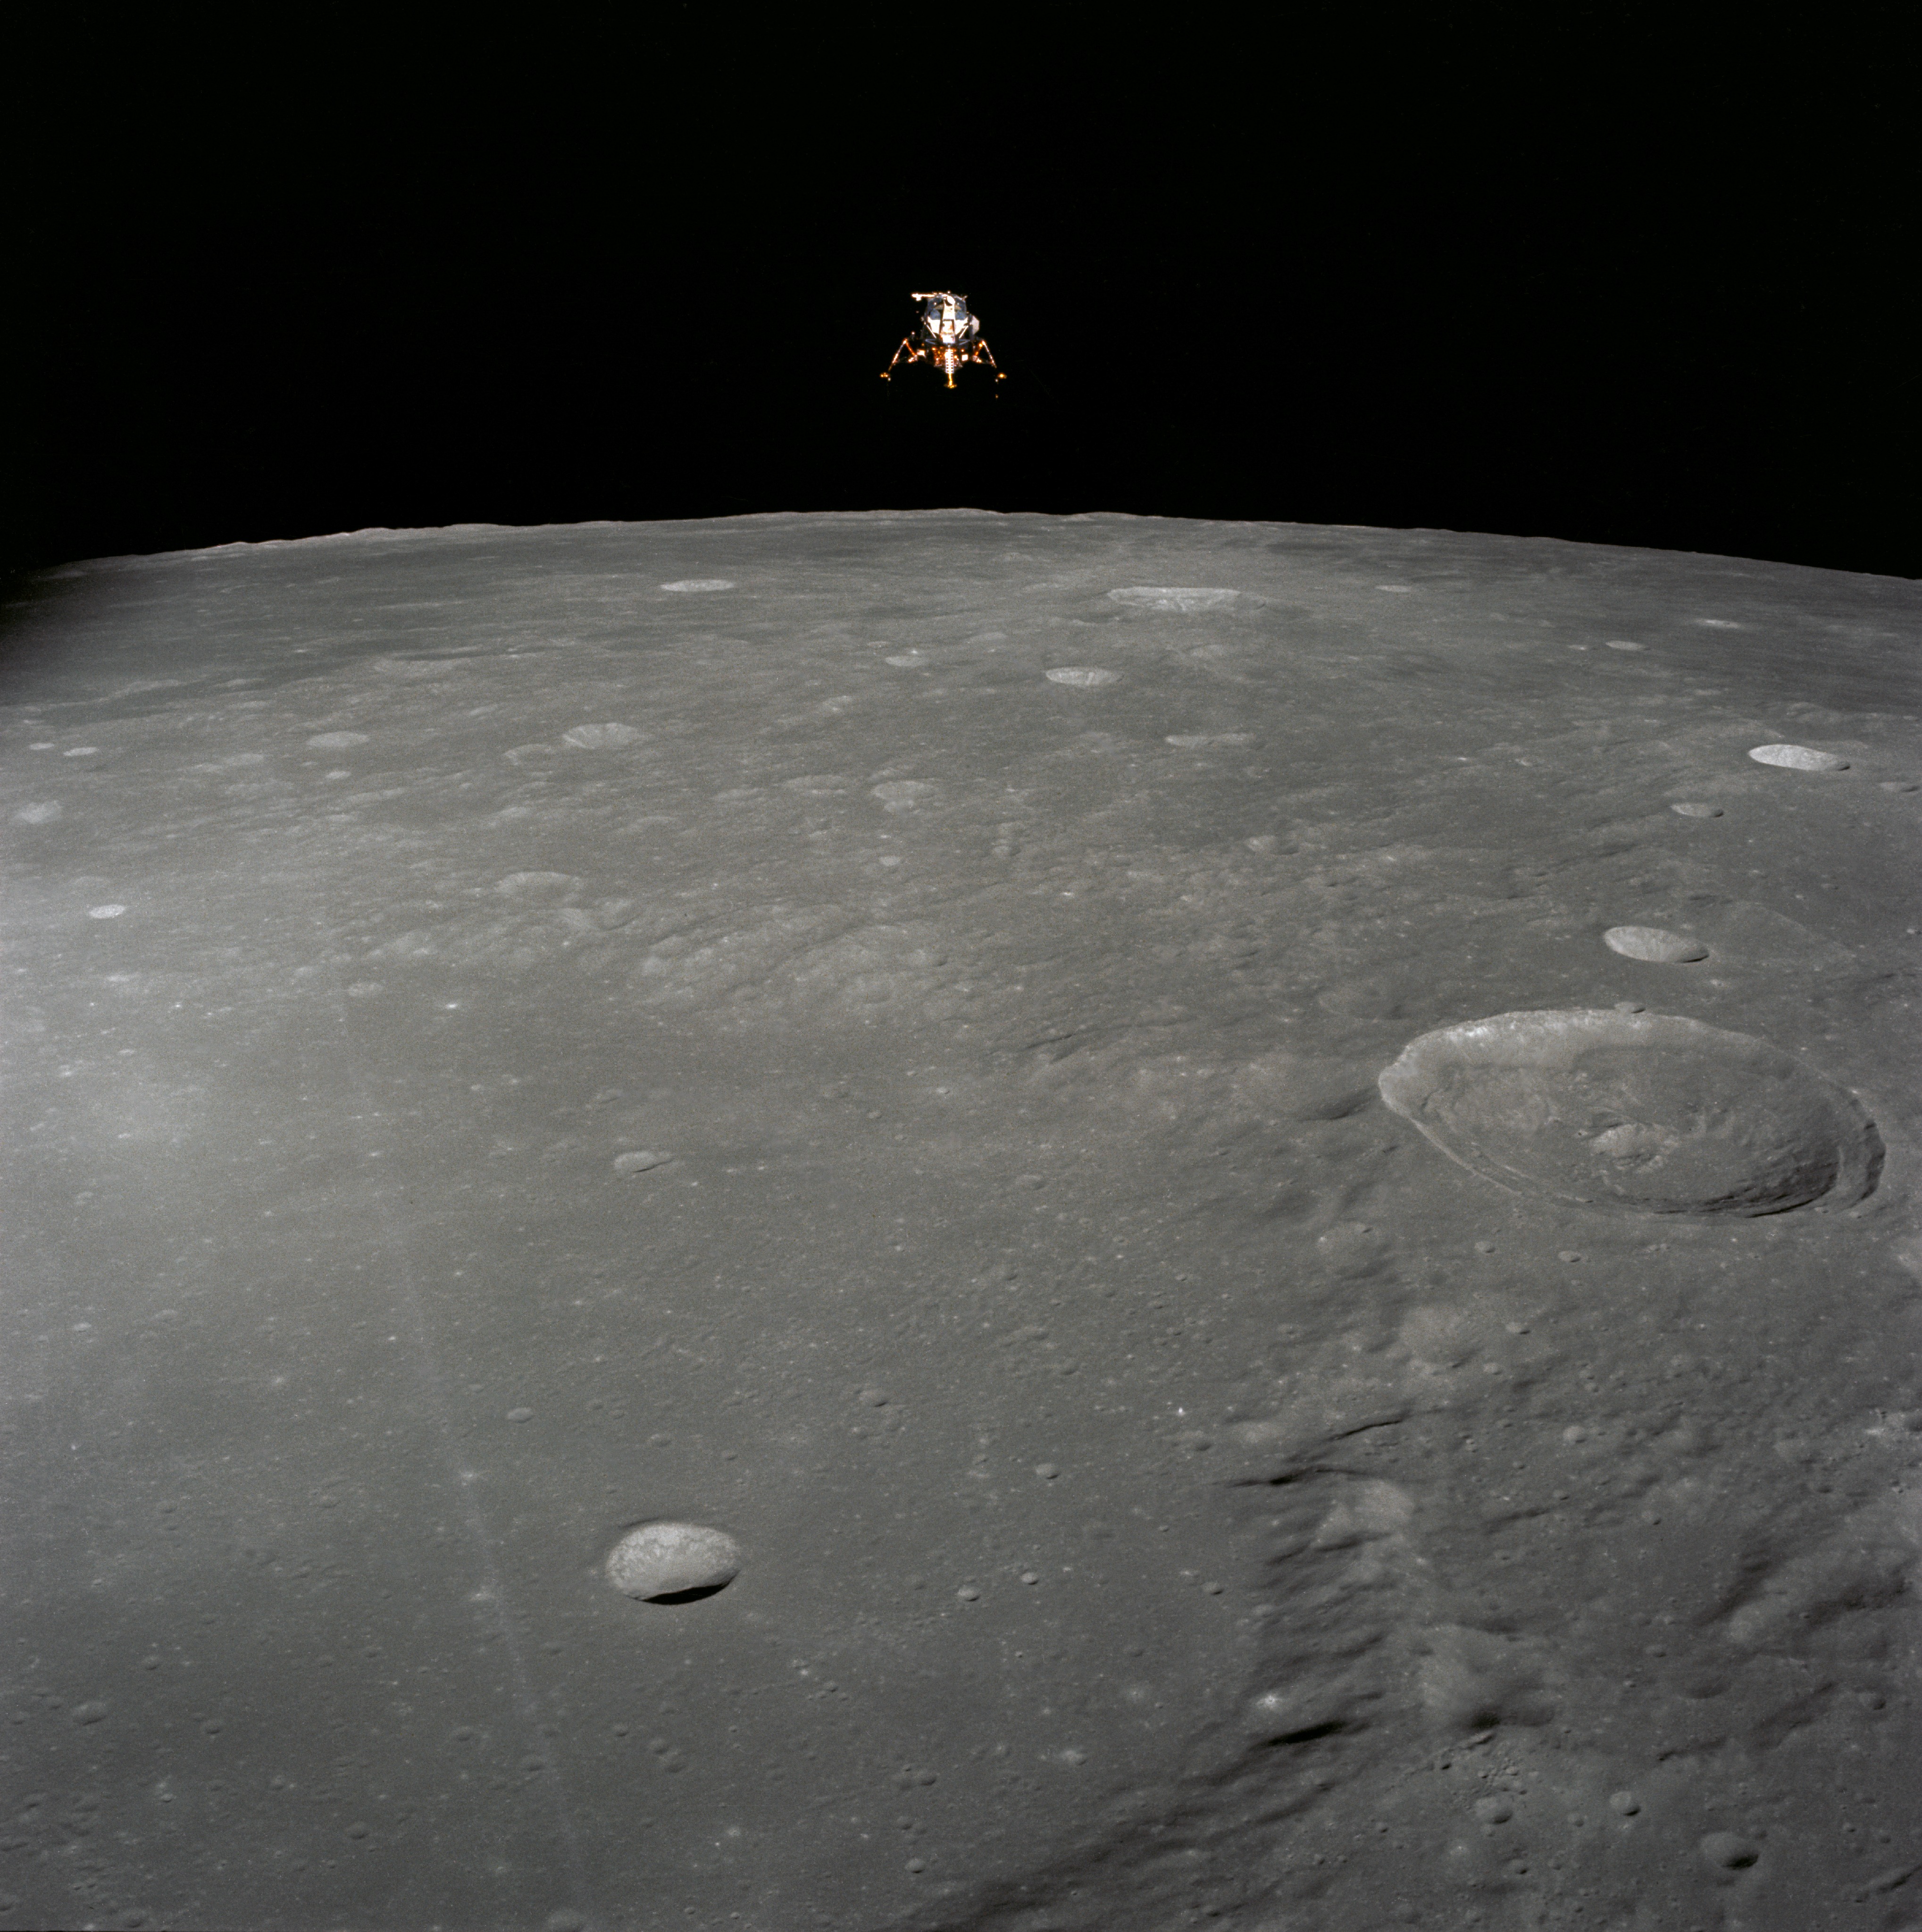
[{"x1": 2, "y1": 511, "x2": 1918, "y2": 1932}]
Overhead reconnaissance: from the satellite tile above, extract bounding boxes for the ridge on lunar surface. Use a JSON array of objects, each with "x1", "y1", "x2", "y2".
[{"x1": 2, "y1": 511, "x2": 1919, "y2": 1932}]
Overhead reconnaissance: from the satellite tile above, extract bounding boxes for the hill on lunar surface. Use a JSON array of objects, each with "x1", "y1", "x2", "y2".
[{"x1": 3, "y1": 510, "x2": 1919, "y2": 1932}]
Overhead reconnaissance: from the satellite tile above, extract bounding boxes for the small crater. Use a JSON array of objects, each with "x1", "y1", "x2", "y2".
[
  {"x1": 605, "y1": 1522, "x2": 742, "y2": 1602},
  {"x1": 1698, "y1": 1831, "x2": 1760, "y2": 1870},
  {"x1": 1749, "y1": 744, "x2": 1848, "y2": 771},
  {"x1": 1604, "y1": 926, "x2": 1710, "y2": 963}
]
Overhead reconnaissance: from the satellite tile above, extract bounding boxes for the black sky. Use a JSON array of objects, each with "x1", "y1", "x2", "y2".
[{"x1": 10, "y1": 8, "x2": 1916, "y2": 577}]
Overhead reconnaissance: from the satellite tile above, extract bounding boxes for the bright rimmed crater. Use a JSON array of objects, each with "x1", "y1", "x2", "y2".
[{"x1": 1378, "y1": 1009, "x2": 1882, "y2": 1216}]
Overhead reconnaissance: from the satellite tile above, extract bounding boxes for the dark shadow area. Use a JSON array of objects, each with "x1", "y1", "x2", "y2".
[{"x1": 10, "y1": 10, "x2": 1913, "y2": 583}]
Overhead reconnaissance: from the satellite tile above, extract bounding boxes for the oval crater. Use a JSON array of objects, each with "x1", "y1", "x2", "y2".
[{"x1": 1378, "y1": 1009, "x2": 1881, "y2": 1216}]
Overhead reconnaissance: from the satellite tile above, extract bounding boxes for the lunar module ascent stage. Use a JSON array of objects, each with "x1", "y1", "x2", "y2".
[{"x1": 880, "y1": 291, "x2": 1004, "y2": 389}]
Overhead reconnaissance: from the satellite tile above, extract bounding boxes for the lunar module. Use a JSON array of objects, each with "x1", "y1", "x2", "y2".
[{"x1": 880, "y1": 291, "x2": 1004, "y2": 388}]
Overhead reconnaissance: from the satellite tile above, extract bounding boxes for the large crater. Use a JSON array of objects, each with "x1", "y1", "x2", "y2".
[{"x1": 1378, "y1": 1009, "x2": 1883, "y2": 1216}]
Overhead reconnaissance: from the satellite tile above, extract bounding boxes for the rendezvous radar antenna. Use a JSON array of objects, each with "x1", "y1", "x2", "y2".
[{"x1": 880, "y1": 291, "x2": 1004, "y2": 389}]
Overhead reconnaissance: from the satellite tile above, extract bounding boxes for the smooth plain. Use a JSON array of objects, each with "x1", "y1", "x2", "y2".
[{"x1": 3, "y1": 511, "x2": 1919, "y2": 1932}]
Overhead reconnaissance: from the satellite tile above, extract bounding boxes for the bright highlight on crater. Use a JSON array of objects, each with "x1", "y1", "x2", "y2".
[
  {"x1": 1749, "y1": 743, "x2": 1849, "y2": 771},
  {"x1": 1602, "y1": 925, "x2": 1711, "y2": 963},
  {"x1": 605, "y1": 1521, "x2": 743, "y2": 1601}
]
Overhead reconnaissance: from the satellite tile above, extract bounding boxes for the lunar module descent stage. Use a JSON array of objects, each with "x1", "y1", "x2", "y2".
[{"x1": 880, "y1": 291, "x2": 1004, "y2": 389}]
